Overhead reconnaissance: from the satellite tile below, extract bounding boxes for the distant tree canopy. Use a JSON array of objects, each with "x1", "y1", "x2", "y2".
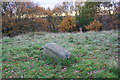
[
  {"x1": 2, "y1": 2, "x2": 52, "y2": 37},
  {"x1": 85, "y1": 20, "x2": 102, "y2": 31},
  {"x1": 75, "y1": 2, "x2": 101, "y2": 32},
  {"x1": 75, "y1": 1, "x2": 119, "y2": 32},
  {"x1": 53, "y1": 1, "x2": 75, "y2": 16},
  {"x1": 2, "y1": 1, "x2": 120, "y2": 37},
  {"x1": 111, "y1": 1, "x2": 120, "y2": 30},
  {"x1": 58, "y1": 16, "x2": 76, "y2": 32},
  {"x1": 95, "y1": 2, "x2": 120, "y2": 30}
]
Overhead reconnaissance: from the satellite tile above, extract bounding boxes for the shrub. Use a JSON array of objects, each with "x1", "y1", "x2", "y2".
[
  {"x1": 58, "y1": 16, "x2": 76, "y2": 32},
  {"x1": 85, "y1": 20, "x2": 102, "y2": 31}
]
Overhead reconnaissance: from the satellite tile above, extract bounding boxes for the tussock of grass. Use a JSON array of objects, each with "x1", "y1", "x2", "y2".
[{"x1": 2, "y1": 30, "x2": 119, "y2": 78}]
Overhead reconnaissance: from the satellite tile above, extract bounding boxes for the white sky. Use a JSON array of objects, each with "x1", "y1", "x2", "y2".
[{"x1": 30, "y1": 0, "x2": 71, "y2": 9}]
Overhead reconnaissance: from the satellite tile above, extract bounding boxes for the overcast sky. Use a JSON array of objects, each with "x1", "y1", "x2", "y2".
[{"x1": 30, "y1": 0, "x2": 71, "y2": 9}]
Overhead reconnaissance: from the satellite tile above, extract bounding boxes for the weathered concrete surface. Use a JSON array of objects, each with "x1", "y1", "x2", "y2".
[{"x1": 42, "y1": 43, "x2": 71, "y2": 59}]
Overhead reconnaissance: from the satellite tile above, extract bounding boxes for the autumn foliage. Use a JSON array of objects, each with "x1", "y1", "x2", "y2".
[
  {"x1": 2, "y1": 1, "x2": 119, "y2": 37},
  {"x1": 85, "y1": 20, "x2": 102, "y2": 31},
  {"x1": 2, "y1": 2, "x2": 51, "y2": 37},
  {"x1": 58, "y1": 16, "x2": 76, "y2": 32}
]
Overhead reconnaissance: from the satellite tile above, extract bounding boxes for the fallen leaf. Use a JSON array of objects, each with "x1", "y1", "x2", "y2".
[
  {"x1": 39, "y1": 70, "x2": 42, "y2": 72},
  {"x1": 92, "y1": 57, "x2": 97, "y2": 59},
  {"x1": 2, "y1": 61, "x2": 8, "y2": 63},
  {"x1": 9, "y1": 76, "x2": 13, "y2": 78},
  {"x1": 61, "y1": 67, "x2": 67, "y2": 72},
  {"x1": 112, "y1": 53, "x2": 119, "y2": 55},
  {"x1": 74, "y1": 70, "x2": 81, "y2": 73}
]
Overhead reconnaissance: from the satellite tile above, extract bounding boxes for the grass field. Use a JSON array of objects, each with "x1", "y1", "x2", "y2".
[{"x1": 1, "y1": 30, "x2": 119, "y2": 78}]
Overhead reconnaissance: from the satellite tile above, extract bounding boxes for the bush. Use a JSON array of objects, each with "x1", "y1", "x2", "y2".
[
  {"x1": 85, "y1": 20, "x2": 102, "y2": 31},
  {"x1": 58, "y1": 16, "x2": 76, "y2": 32}
]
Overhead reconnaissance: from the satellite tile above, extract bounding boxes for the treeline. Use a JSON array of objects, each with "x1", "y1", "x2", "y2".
[
  {"x1": 2, "y1": 2, "x2": 58, "y2": 37},
  {"x1": 2, "y1": 1, "x2": 120, "y2": 37},
  {"x1": 75, "y1": 2, "x2": 120, "y2": 32}
]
